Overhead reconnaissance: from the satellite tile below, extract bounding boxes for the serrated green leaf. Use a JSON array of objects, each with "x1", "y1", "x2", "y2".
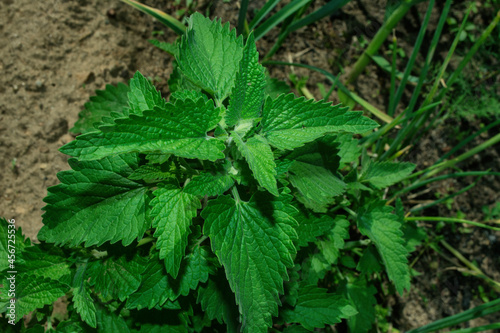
[
  {"x1": 293, "y1": 206, "x2": 337, "y2": 247},
  {"x1": 168, "y1": 61, "x2": 201, "y2": 94},
  {"x1": 226, "y1": 32, "x2": 266, "y2": 127},
  {"x1": 18, "y1": 246, "x2": 71, "y2": 281},
  {"x1": 60, "y1": 98, "x2": 225, "y2": 161},
  {"x1": 149, "y1": 39, "x2": 178, "y2": 56},
  {"x1": 0, "y1": 218, "x2": 30, "y2": 272},
  {"x1": 128, "y1": 71, "x2": 167, "y2": 114},
  {"x1": 197, "y1": 272, "x2": 239, "y2": 332},
  {"x1": 289, "y1": 161, "x2": 346, "y2": 213},
  {"x1": 128, "y1": 164, "x2": 175, "y2": 181},
  {"x1": 361, "y1": 161, "x2": 415, "y2": 189},
  {"x1": 150, "y1": 185, "x2": 200, "y2": 278},
  {"x1": 184, "y1": 171, "x2": 234, "y2": 197},
  {"x1": 233, "y1": 133, "x2": 278, "y2": 196},
  {"x1": 356, "y1": 245, "x2": 383, "y2": 275},
  {"x1": 136, "y1": 323, "x2": 188, "y2": 333},
  {"x1": 0, "y1": 275, "x2": 68, "y2": 323},
  {"x1": 345, "y1": 278, "x2": 377, "y2": 333},
  {"x1": 71, "y1": 82, "x2": 130, "y2": 134},
  {"x1": 86, "y1": 254, "x2": 146, "y2": 301},
  {"x1": 318, "y1": 217, "x2": 350, "y2": 265},
  {"x1": 329, "y1": 133, "x2": 362, "y2": 166},
  {"x1": 265, "y1": 77, "x2": 290, "y2": 99},
  {"x1": 357, "y1": 202, "x2": 410, "y2": 294},
  {"x1": 281, "y1": 285, "x2": 357, "y2": 331},
  {"x1": 202, "y1": 193, "x2": 297, "y2": 332},
  {"x1": 261, "y1": 94, "x2": 378, "y2": 150},
  {"x1": 177, "y1": 13, "x2": 244, "y2": 101},
  {"x1": 126, "y1": 248, "x2": 213, "y2": 310},
  {"x1": 96, "y1": 307, "x2": 130, "y2": 333},
  {"x1": 38, "y1": 154, "x2": 150, "y2": 247},
  {"x1": 72, "y1": 263, "x2": 97, "y2": 328},
  {"x1": 126, "y1": 258, "x2": 170, "y2": 310}
]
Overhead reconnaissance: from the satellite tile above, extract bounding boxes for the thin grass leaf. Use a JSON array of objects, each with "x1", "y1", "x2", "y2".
[
  {"x1": 237, "y1": 0, "x2": 250, "y2": 36},
  {"x1": 447, "y1": 323, "x2": 500, "y2": 333},
  {"x1": 405, "y1": 216, "x2": 500, "y2": 232},
  {"x1": 120, "y1": 0, "x2": 186, "y2": 35},
  {"x1": 253, "y1": 0, "x2": 311, "y2": 41},
  {"x1": 264, "y1": 0, "x2": 350, "y2": 60},
  {"x1": 264, "y1": 61, "x2": 394, "y2": 123},
  {"x1": 406, "y1": 298, "x2": 500, "y2": 333},
  {"x1": 248, "y1": 0, "x2": 281, "y2": 31}
]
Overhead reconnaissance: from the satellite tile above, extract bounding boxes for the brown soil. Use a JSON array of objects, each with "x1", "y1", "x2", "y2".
[{"x1": 1, "y1": 0, "x2": 498, "y2": 331}]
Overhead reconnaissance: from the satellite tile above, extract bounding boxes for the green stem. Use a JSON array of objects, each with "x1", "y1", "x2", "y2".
[
  {"x1": 346, "y1": 0, "x2": 424, "y2": 85},
  {"x1": 405, "y1": 216, "x2": 500, "y2": 232},
  {"x1": 231, "y1": 186, "x2": 241, "y2": 203},
  {"x1": 419, "y1": 132, "x2": 500, "y2": 180}
]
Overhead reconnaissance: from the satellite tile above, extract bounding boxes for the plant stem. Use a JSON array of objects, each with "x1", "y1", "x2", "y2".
[
  {"x1": 346, "y1": 0, "x2": 424, "y2": 85},
  {"x1": 405, "y1": 216, "x2": 500, "y2": 232}
]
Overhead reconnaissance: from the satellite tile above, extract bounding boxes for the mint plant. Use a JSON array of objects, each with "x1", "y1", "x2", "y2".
[{"x1": 0, "y1": 13, "x2": 420, "y2": 332}]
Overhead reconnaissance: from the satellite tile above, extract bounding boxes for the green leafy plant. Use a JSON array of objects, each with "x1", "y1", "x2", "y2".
[{"x1": 0, "y1": 12, "x2": 427, "y2": 332}]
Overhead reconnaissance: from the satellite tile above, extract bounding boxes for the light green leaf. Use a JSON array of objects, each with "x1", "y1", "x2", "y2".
[
  {"x1": 149, "y1": 39, "x2": 178, "y2": 56},
  {"x1": 71, "y1": 82, "x2": 130, "y2": 134},
  {"x1": 361, "y1": 161, "x2": 415, "y2": 189},
  {"x1": 38, "y1": 153, "x2": 150, "y2": 247},
  {"x1": 86, "y1": 254, "x2": 146, "y2": 301},
  {"x1": 177, "y1": 13, "x2": 244, "y2": 101},
  {"x1": 202, "y1": 193, "x2": 297, "y2": 332},
  {"x1": 72, "y1": 263, "x2": 97, "y2": 328},
  {"x1": 60, "y1": 97, "x2": 225, "y2": 162},
  {"x1": 261, "y1": 94, "x2": 378, "y2": 150},
  {"x1": 281, "y1": 285, "x2": 357, "y2": 331},
  {"x1": 318, "y1": 217, "x2": 350, "y2": 265},
  {"x1": 150, "y1": 185, "x2": 200, "y2": 278},
  {"x1": 197, "y1": 272, "x2": 239, "y2": 332},
  {"x1": 233, "y1": 133, "x2": 278, "y2": 196},
  {"x1": 357, "y1": 202, "x2": 410, "y2": 294},
  {"x1": 226, "y1": 32, "x2": 266, "y2": 127},
  {"x1": 0, "y1": 275, "x2": 68, "y2": 323},
  {"x1": 128, "y1": 71, "x2": 167, "y2": 114},
  {"x1": 184, "y1": 171, "x2": 234, "y2": 197},
  {"x1": 288, "y1": 161, "x2": 346, "y2": 213}
]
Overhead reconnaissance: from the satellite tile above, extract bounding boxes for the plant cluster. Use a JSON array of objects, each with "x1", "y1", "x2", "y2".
[{"x1": 0, "y1": 12, "x2": 422, "y2": 332}]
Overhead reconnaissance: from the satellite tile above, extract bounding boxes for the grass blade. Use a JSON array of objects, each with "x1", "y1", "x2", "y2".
[
  {"x1": 248, "y1": 0, "x2": 281, "y2": 31},
  {"x1": 253, "y1": 0, "x2": 311, "y2": 41},
  {"x1": 264, "y1": 61, "x2": 394, "y2": 123},
  {"x1": 120, "y1": 0, "x2": 186, "y2": 35},
  {"x1": 406, "y1": 298, "x2": 500, "y2": 333},
  {"x1": 263, "y1": 0, "x2": 351, "y2": 60},
  {"x1": 237, "y1": 0, "x2": 250, "y2": 35}
]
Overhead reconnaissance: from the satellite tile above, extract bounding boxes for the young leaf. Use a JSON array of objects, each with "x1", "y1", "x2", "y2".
[
  {"x1": 86, "y1": 254, "x2": 146, "y2": 301},
  {"x1": 72, "y1": 263, "x2": 97, "y2": 328},
  {"x1": 60, "y1": 97, "x2": 225, "y2": 162},
  {"x1": 127, "y1": 71, "x2": 168, "y2": 114},
  {"x1": 38, "y1": 153, "x2": 150, "y2": 247},
  {"x1": 233, "y1": 133, "x2": 278, "y2": 196},
  {"x1": 357, "y1": 202, "x2": 411, "y2": 294},
  {"x1": 184, "y1": 171, "x2": 234, "y2": 197},
  {"x1": 226, "y1": 32, "x2": 266, "y2": 127},
  {"x1": 288, "y1": 161, "x2": 346, "y2": 213},
  {"x1": 361, "y1": 161, "x2": 416, "y2": 189},
  {"x1": 150, "y1": 185, "x2": 201, "y2": 278},
  {"x1": 71, "y1": 82, "x2": 130, "y2": 134},
  {"x1": 280, "y1": 285, "x2": 357, "y2": 330},
  {"x1": 261, "y1": 94, "x2": 378, "y2": 150},
  {"x1": 177, "y1": 13, "x2": 244, "y2": 101},
  {"x1": 202, "y1": 193, "x2": 298, "y2": 332}
]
